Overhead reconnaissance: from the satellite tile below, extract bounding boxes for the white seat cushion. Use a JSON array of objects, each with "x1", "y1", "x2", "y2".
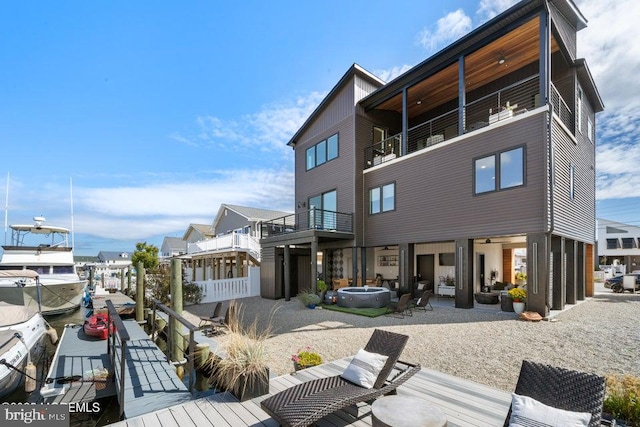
[
  {"x1": 509, "y1": 394, "x2": 591, "y2": 427},
  {"x1": 340, "y1": 348, "x2": 388, "y2": 389}
]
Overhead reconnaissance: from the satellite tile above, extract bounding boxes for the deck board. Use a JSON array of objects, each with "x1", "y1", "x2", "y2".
[{"x1": 110, "y1": 357, "x2": 512, "y2": 427}]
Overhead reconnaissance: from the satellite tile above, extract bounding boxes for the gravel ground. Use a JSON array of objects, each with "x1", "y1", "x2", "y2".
[{"x1": 183, "y1": 284, "x2": 640, "y2": 393}]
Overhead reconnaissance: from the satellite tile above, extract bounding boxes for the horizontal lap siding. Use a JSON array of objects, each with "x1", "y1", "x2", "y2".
[
  {"x1": 364, "y1": 112, "x2": 548, "y2": 247},
  {"x1": 295, "y1": 79, "x2": 357, "y2": 225},
  {"x1": 550, "y1": 116, "x2": 595, "y2": 243}
]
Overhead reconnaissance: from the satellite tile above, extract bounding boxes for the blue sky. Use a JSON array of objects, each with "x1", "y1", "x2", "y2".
[{"x1": 1, "y1": 0, "x2": 638, "y2": 256}]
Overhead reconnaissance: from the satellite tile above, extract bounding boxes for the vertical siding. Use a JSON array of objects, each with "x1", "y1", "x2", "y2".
[
  {"x1": 550, "y1": 115, "x2": 595, "y2": 242},
  {"x1": 549, "y1": 2, "x2": 577, "y2": 60},
  {"x1": 260, "y1": 246, "x2": 277, "y2": 299},
  {"x1": 363, "y1": 112, "x2": 549, "y2": 247}
]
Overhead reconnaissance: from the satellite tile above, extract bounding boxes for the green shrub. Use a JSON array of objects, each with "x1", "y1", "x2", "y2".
[
  {"x1": 298, "y1": 291, "x2": 321, "y2": 307},
  {"x1": 604, "y1": 374, "x2": 640, "y2": 425}
]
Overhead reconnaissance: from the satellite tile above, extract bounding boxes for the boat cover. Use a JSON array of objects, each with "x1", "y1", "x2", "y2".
[{"x1": 0, "y1": 301, "x2": 39, "y2": 326}]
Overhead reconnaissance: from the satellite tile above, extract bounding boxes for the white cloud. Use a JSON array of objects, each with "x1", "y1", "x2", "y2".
[
  {"x1": 476, "y1": 0, "x2": 519, "y2": 23},
  {"x1": 574, "y1": 0, "x2": 640, "y2": 200},
  {"x1": 373, "y1": 64, "x2": 413, "y2": 83},
  {"x1": 171, "y1": 92, "x2": 325, "y2": 155},
  {"x1": 417, "y1": 9, "x2": 473, "y2": 54},
  {"x1": 4, "y1": 169, "x2": 294, "y2": 240}
]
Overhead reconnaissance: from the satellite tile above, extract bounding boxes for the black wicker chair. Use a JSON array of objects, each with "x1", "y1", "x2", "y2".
[
  {"x1": 260, "y1": 329, "x2": 420, "y2": 427},
  {"x1": 504, "y1": 360, "x2": 606, "y2": 427}
]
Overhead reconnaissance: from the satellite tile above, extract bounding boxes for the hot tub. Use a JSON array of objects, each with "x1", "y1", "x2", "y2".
[{"x1": 337, "y1": 287, "x2": 391, "y2": 308}]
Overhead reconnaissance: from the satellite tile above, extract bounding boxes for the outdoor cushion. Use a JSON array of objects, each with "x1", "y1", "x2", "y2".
[
  {"x1": 509, "y1": 394, "x2": 591, "y2": 427},
  {"x1": 340, "y1": 348, "x2": 388, "y2": 389}
]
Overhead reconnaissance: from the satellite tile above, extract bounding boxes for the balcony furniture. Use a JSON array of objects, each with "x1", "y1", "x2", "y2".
[
  {"x1": 371, "y1": 395, "x2": 447, "y2": 427},
  {"x1": 489, "y1": 105, "x2": 517, "y2": 124},
  {"x1": 503, "y1": 360, "x2": 605, "y2": 427},
  {"x1": 260, "y1": 329, "x2": 420, "y2": 427},
  {"x1": 426, "y1": 134, "x2": 444, "y2": 146}
]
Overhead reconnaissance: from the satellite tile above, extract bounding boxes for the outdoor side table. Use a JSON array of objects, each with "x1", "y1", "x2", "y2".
[{"x1": 371, "y1": 395, "x2": 447, "y2": 427}]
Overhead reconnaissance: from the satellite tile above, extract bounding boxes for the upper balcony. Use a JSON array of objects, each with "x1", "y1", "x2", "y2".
[
  {"x1": 363, "y1": 14, "x2": 575, "y2": 169},
  {"x1": 259, "y1": 208, "x2": 353, "y2": 239}
]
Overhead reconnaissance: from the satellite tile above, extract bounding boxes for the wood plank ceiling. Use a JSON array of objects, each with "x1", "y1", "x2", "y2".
[{"x1": 376, "y1": 16, "x2": 560, "y2": 117}]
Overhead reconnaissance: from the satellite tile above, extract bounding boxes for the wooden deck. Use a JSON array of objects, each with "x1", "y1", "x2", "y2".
[
  {"x1": 110, "y1": 357, "x2": 511, "y2": 427},
  {"x1": 42, "y1": 320, "x2": 192, "y2": 420}
]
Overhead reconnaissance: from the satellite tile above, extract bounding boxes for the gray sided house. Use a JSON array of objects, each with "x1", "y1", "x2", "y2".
[
  {"x1": 260, "y1": 0, "x2": 603, "y2": 317},
  {"x1": 183, "y1": 204, "x2": 291, "y2": 282}
]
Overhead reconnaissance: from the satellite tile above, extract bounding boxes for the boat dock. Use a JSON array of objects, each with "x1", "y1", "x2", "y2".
[
  {"x1": 42, "y1": 301, "x2": 193, "y2": 420},
  {"x1": 110, "y1": 356, "x2": 512, "y2": 427}
]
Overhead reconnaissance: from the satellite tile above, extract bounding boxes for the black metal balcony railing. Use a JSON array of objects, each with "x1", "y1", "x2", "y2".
[
  {"x1": 260, "y1": 208, "x2": 353, "y2": 238},
  {"x1": 364, "y1": 74, "x2": 572, "y2": 169}
]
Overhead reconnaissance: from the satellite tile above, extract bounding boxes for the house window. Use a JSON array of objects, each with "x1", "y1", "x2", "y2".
[
  {"x1": 369, "y1": 182, "x2": 395, "y2": 214},
  {"x1": 308, "y1": 190, "x2": 337, "y2": 229},
  {"x1": 622, "y1": 238, "x2": 636, "y2": 249},
  {"x1": 576, "y1": 86, "x2": 583, "y2": 134},
  {"x1": 606, "y1": 238, "x2": 621, "y2": 250},
  {"x1": 474, "y1": 147, "x2": 524, "y2": 194},
  {"x1": 569, "y1": 163, "x2": 575, "y2": 200},
  {"x1": 306, "y1": 133, "x2": 339, "y2": 170},
  {"x1": 587, "y1": 118, "x2": 594, "y2": 142}
]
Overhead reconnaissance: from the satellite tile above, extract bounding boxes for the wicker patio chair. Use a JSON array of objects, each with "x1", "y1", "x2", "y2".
[
  {"x1": 412, "y1": 290, "x2": 434, "y2": 312},
  {"x1": 386, "y1": 293, "x2": 413, "y2": 318},
  {"x1": 503, "y1": 360, "x2": 606, "y2": 427},
  {"x1": 260, "y1": 329, "x2": 420, "y2": 427}
]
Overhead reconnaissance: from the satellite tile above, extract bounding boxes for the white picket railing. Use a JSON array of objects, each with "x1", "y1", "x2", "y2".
[
  {"x1": 187, "y1": 232, "x2": 261, "y2": 261},
  {"x1": 195, "y1": 266, "x2": 260, "y2": 304}
]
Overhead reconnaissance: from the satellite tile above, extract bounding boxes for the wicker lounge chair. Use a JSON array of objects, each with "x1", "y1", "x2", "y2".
[
  {"x1": 504, "y1": 360, "x2": 606, "y2": 427},
  {"x1": 260, "y1": 329, "x2": 420, "y2": 427}
]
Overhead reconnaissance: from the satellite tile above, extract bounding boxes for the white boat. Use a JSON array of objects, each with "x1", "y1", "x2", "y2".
[
  {"x1": 0, "y1": 217, "x2": 86, "y2": 315},
  {"x1": 0, "y1": 291, "x2": 48, "y2": 400}
]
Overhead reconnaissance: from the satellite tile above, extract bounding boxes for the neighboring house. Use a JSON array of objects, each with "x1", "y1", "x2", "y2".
[
  {"x1": 184, "y1": 204, "x2": 291, "y2": 281},
  {"x1": 597, "y1": 218, "x2": 640, "y2": 271},
  {"x1": 88, "y1": 251, "x2": 133, "y2": 280},
  {"x1": 183, "y1": 223, "x2": 214, "y2": 244},
  {"x1": 160, "y1": 236, "x2": 187, "y2": 259},
  {"x1": 260, "y1": 0, "x2": 603, "y2": 317}
]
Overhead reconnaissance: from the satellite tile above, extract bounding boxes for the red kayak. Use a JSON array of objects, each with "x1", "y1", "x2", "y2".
[{"x1": 83, "y1": 313, "x2": 113, "y2": 340}]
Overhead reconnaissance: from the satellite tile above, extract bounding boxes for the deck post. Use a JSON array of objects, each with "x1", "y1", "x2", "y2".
[
  {"x1": 170, "y1": 259, "x2": 184, "y2": 366},
  {"x1": 136, "y1": 261, "x2": 145, "y2": 322}
]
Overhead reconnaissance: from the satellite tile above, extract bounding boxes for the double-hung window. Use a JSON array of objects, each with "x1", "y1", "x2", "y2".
[
  {"x1": 474, "y1": 147, "x2": 524, "y2": 194},
  {"x1": 369, "y1": 183, "x2": 395, "y2": 214},
  {"x1": 306, "y1": 133, "x2": 339, "y2": 170}
]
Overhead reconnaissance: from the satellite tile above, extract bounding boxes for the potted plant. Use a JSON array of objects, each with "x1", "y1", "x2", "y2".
[
  {"x1": 508, "y1": 287, "x2": 527, "y2": 314},
  {"x1": 515, "y1": 271, "x2": 527, "y2": 286},
  {"x1": 298, "y1": 291, "x2": 321, "y2": 309},
  {"x1": 205, "y1": 302, "x2": 270, "y2": 401},
  {"x1": 316, "y1": 280, "x2": 328, "y2": 302},
  {"x1": 291, "y1": 346, "x2": 323, "y2": 371},
  {"x1": 603, "y1": 374, "x2": 640, "y2": 426}
]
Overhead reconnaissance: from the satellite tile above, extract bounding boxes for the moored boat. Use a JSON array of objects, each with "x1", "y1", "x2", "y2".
[
  {"x1": 83, "y1": 312, "x2": 112, "y2": 340},
  {"x1": 0, "y1": 298, "x2": 48, "y2": 400},
  {"x1": 0, "y1": 217, "x2": 86, "y2": 315}
]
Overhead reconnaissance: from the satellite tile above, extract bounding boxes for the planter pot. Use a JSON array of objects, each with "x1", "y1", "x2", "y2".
[
  {"x1": 293, "y1": 362, "x2": 315, "y2": 372},
  {"x1": 231, "y1": 368, "x2": 270, "y2": 401},
  {"x1": 500, "y1": 292, "x2": 514, "y2": 312},
  {"x1": 307, "y1": 304, "x2": 316, "y2": 309},
  {"x1": 513, "y1": 301, "x2": 525, "y2": 314}
]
